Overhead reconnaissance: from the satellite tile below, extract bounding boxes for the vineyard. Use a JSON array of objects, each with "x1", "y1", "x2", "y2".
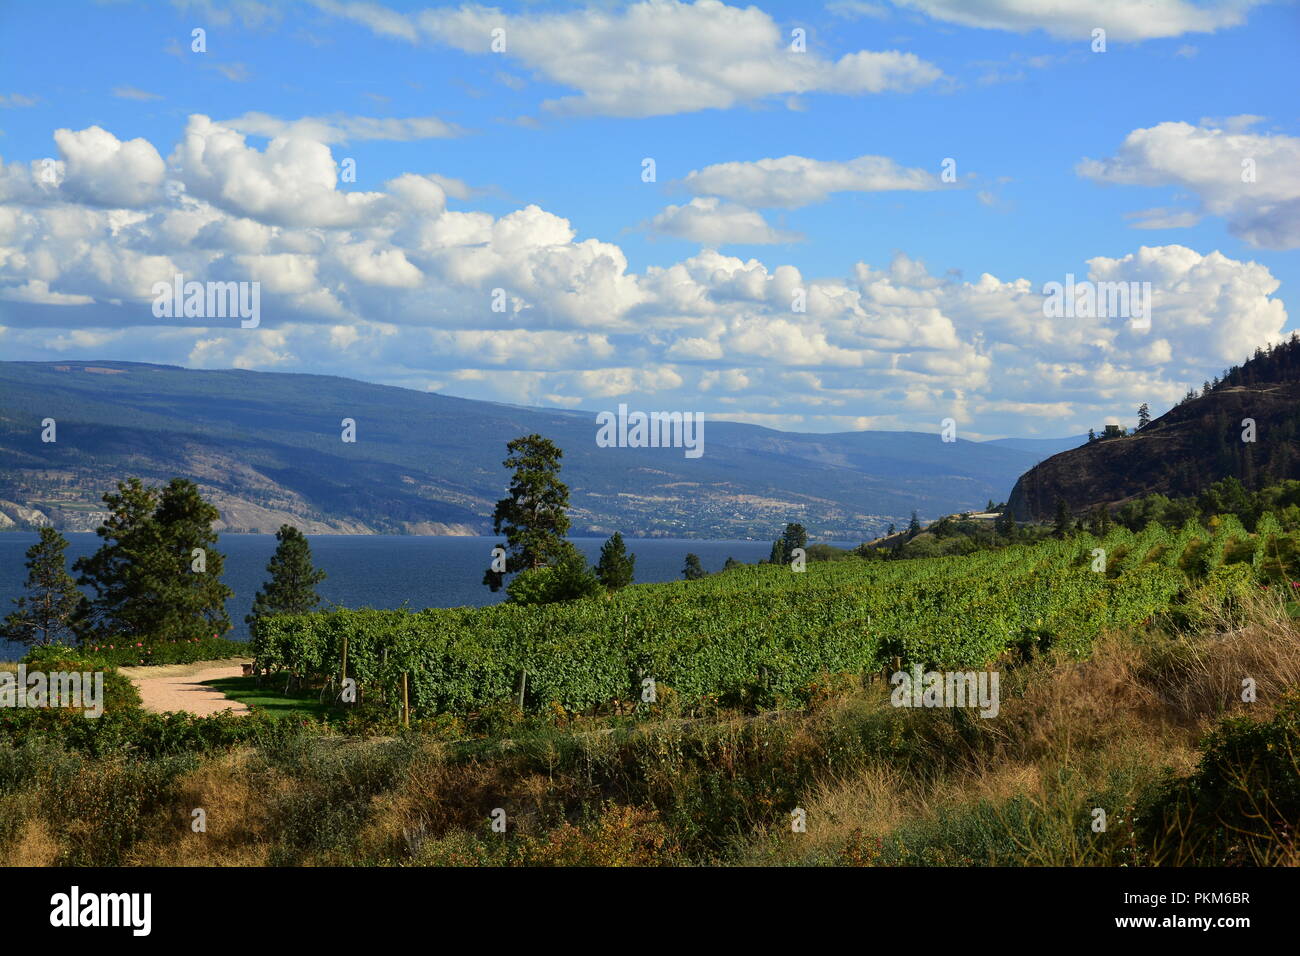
[{"x1": 253, "y1": 519, "x2": 1300, "y2": 720}]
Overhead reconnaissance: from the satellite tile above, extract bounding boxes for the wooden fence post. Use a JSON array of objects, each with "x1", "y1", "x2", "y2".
[
  {"x1": 341, "y1": 634, "x2": 348, "y2": 689},
  {"x1": 515, "y1": 669, "x2": 527, "y2": 711},
  {"x1": 402, "y1": 671, "x2": 409, "y2": 728}
]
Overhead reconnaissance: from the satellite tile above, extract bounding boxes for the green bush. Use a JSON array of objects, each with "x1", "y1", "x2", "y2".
[
  {"x1": 72, "y1": 634, "x2": 248, "y2": 667},
  {"x1": 1137, "y1": 693, "x2": 1300, "y2": 865}
]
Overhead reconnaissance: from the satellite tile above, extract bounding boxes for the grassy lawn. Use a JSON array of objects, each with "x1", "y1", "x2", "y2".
[{"x1": 202, "y1": 675, "x2": 338, "y2": 720}]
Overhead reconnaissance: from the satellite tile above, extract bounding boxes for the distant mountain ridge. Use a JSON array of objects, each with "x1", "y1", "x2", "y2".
[
  {"x1": 0, "y1": 361, "x2": 1082, "y2": 539},
  {"x1": 1009, "y1": 335, "x2": 1300, "y2": 520}
]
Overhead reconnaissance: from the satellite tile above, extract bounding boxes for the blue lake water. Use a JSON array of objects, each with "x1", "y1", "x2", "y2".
[{"x1": 0, "y1": 534, "x2": 854, "y2": 661}]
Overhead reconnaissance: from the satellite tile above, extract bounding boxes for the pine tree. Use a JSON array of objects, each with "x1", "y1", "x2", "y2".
[
  {"x1": 1088, "y1": 503, "x2": 1112, "y2": 536},
  {"x1": 594, "y1": 532, "x2": 635, "y2": 591},
  {"x1": 483, "y1": 434, "x2": 572, "y2": 592},
  {"x1": 1137, "y1": 403, "x2": 1151, "y2": 429},
  {"x1": 780, "y1": 522, "x2": 808, "y2": 562},
  {"x1": 73, "y1": 478, "x2": 162, "y2": 644},
  {"x1": 1053, "y1": 498, "x2": 1072, "y2": 538},
  {"x1": 723, "y1": 556, "x2": 741, "y2": 571},
  {"x1": 1088, "y1": 428, "x2": 1097, "y2": 442},
  {"x1": 2, "y1": 526, "x2": 82, "y2": 646},
  {"x1": 74, "y1": 478, "x2": 232, "y2": 644},
  {"x1": 994, "y1": 508, "x2": 1015, "y2": 538},
  {"x1": 682, "y1": 553, "x2": 706, "y2": 580},
  {"x1": 907, "y1": 511, "x2": 922, "y2": 536},
  {"x1": 151, "y1": 478, "x2": 233, "y2": 643},
  {"x1": 247, "y1": 525, "x2": 326, "y2": 628}
]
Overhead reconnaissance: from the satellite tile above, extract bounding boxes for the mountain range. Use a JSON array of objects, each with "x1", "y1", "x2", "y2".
[{"x1": 0, "y1": 361, "x2": 1082, "y2": 540}]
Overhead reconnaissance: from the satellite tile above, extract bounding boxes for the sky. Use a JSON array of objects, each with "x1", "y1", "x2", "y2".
[{"x1": 0, "y1": 0, "x2": 1297, "y2": 439}]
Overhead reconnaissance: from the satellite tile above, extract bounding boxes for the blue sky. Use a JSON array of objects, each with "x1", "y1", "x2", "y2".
[{"x1": 1, "y1": 0, "x2": 1298, "y2": 438}]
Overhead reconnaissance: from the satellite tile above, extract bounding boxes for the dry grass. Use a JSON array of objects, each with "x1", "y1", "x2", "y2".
[
  {"x1": 741, "y1": 591, "x2": 1300, "y2": 865},
  {"x1": 5, "y1": 593, "x2": 1297, "y2": 867}
]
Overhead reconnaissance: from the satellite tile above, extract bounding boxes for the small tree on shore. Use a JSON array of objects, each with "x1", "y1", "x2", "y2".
[
  {"x1": 248, "y1": 525, "x2": 326, "y2": 629},
  {"x1": 682, "y1": 553, "x2": 706, "y2": 580},
  {"x1": 595, "y1": 532, "x2": 635, "y2": 591},
  {"x1": 2, "y1": 526, "x2": 82, "y2": 646}
]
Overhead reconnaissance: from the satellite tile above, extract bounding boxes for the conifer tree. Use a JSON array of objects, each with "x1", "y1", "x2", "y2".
[
  {"x1": 248, "y1": 525, "x2": 326, "y2": 628},
  {"x1": 2, "y1": 526, "x2": 82, "y2": 646},
  {"x1": 483, "y1": 434, "x2": 572, "y2": 592},
  {"x1": 74, "y1": 478, "x2": 232, "y2": 644},
  {"x1": 594, "y1": 531, "x2": 636, "y2": 591}
]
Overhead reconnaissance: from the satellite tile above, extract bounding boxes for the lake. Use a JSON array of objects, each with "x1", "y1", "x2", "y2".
[{"x1": 0, "y1": 534, "x2": 854, "y2": 661}]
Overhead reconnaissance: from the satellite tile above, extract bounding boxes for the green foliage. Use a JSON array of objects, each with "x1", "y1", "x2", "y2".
[
  {"x1": 76, "y1": 634, "x2": 248, "y2": 668},
  {"x1": 17, "y1": 644, "x2": 140, "y2": 713},
  {"x1": 253, "y1": 527, "x2": 1298, "y2": 722},
  {"x1": 483, "y1": 434, "x2": 572, "y2": 592},
  {"x1": 682, "y1": 553, "x2": 706, "y2": 580},
  {"x1": 1138, "y1": 693, "x2": 1300, "y2": 865},
  {"x1": 71, "y1": 478, "x2": 160, "y2": 644},
  {"x1": 2, "y1": 527, "x2": 81, "y2": 646},
  {"x1": 595, "y1": 532, "x2": 636, "y2": 590},
  {"x1": 248, "y1": 525, "x2": 326, "y2": 630},
  {"x1": 506, "y1": 542, "x2": 602, "y2": 605},
  {"x1": 1053, "y1": 498, "x2": 1072, "y2": 538},
  {"x1": 72, "y1": 478, "x2": 232, "y2": 646},
  {"x1": 778, "y1": 523, "x2": 807, "y2": 563},
  {"x1": 803, "y1": 543, "x2": 854, "y2": 562}
]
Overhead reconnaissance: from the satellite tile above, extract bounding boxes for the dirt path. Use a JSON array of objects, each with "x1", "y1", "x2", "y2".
[{"x1": 121, "y1": 658, "x2": 253, "y2": 716}]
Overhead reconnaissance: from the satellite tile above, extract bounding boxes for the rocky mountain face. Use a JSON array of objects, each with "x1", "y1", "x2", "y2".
[{"x1": 1009, "y1": 337, "x2": 1300, "y2": 520}]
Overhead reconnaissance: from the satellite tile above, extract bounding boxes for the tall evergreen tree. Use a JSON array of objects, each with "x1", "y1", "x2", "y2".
[
  {"x1": 594, "y1": 532, "x2": 636, "y2": 591},
  {"x1": 1052, "y1": 497, "x2": 1072, "y2": 538},
  {"x1": 1137, "y1": 402, "x2": 1151, "y2": 429},
  {"x1": 151, "y1": 478, "x2": 232, "y2": 643},
  {"x1": 247, "y1": 525, "x2": 326, "y2": 628},
  {"x1": 73, "y1": 478, "x2": 161, "y2": 644},
  {"x1": 1088, "y1": 503, "x2": 1112, "y2": 536},
  {"x1": 907, "y1": 511, "x2": 922, "y2": 537},
  {"x1": 779, "y1": 522, "x2": 808, "y2": 563},
  {"x1": 483, "y1": 434, "x2": 572, "y2": 592},
  {"x1": 682, "y1": 553, "x2": 706, "y2": 580},
  {"x1": 2, "y1": 526, "x2": 82, "y2": 646}
]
